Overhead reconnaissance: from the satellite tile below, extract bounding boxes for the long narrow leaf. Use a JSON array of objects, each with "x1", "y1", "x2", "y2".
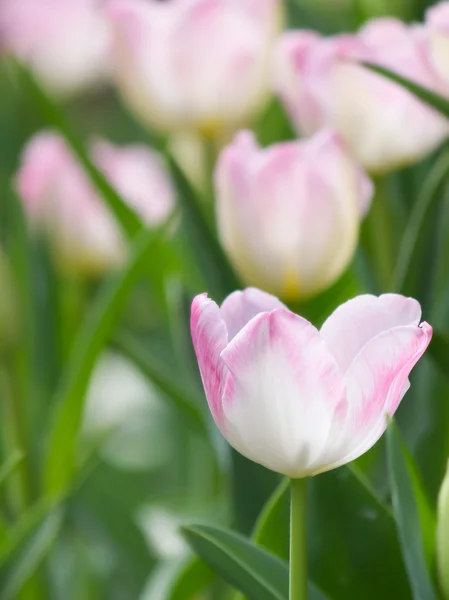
[
  {"x1": 0, "y1": 451, "x2": 24, "y2": 490},
  {"x1": 183, "y1": 524, "x2": 328, "y2": 600},
  {"x1": 362, "y1": 62, "x2": 449, "y2": 120},
  {"x1": 44, "y1": 216, "x2": 175, "y2": 498},
  {"x1": 112, "y1": 330, "x2": 206, "y2": 433},
  {"x1": 166, "y1": 154, "x2": 240, "y2": 301},
  {"x1": 0, "y1": 509, "x2": 62, "y2": 600},
  {"x1": 394, "y1": 152, "x2": 449, "y2": 293},
  {"x1": 183, "y1": 524, "x2": 288, "y2": 600},
  {"x1": 427, "y1": 329, "x2": 449, "y2": 380},
  {"x1": 12, "y1": 60, "x2": 142, "y2": 237},
  {"x1": 386, "y1": 422, "x2": 438, "y2": 600}
]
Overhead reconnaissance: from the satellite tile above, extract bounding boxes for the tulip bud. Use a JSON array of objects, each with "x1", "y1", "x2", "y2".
[
  {"x1": 15, "y1": 132, "x2": 175, "y2": 275},
  {"x1": 425, "y1": 3, "x2": 449, "y2": 90},
  {"x1": 438, "y1": 461, "x2": 449, "y2": 599},
  {"x1": 273, "y1": 19, "x2": 449, "y2": 173},
  {"x1": 215, "y1": 129, "x2": 373, "y2": 300},
  {"x1": 106, "y1": 0, "x2": 282, "y2": 137},
  {"x1": 0, "y1": 0, "x2": 111, "y2": 98},
  {"x1": 191, "y1": 288, "x2": 432, "y2": 477}
]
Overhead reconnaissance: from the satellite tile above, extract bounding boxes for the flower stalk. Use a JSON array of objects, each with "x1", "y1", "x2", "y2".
[{"x1": 290, "y1": 478, "x2": 308, "y2": 600}]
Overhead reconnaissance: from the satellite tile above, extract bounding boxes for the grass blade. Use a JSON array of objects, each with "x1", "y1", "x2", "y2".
[
  {"x1": 362, "y1": 62, "x2": 449, "y2": 120},
  {"x1": 386, "y1": 422, "x2": 438, "y2": 600},
  {"x1": 44, "y1": 216, "x2": 175, "y2": 498},
  {"x1": 112, "y1": 330, "x2": 207, "y2": 434}
]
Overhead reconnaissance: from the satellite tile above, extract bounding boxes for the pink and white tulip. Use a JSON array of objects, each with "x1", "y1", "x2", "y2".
[
  {"x1": 191, "y1": 288, "x2": 432, "y2": 477},
  {"x1": 215, "y1": 129, "x2": 373, "y2": 300},
  {"x1": 273, "y1": 18, "x2": 449, "y2": 173},
  {"x1": 15, "y1": 132, "x2": 174, "y2": 275},
  {"x1": 425, "y1": 2, "x2": 449, "y2": 90},
  {"x1": 106, "y1": 0, "x2": 281, "y2": 136},
  {"x1": 0, "y1": 0, "x2": 111, "y2": 97}
]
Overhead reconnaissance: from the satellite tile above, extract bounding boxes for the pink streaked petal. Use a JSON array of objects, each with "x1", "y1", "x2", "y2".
[
  {"x1": 220, "y1": 309, "x2": 346, "y2": 477},
  {"x1": 220, "y1": 287, "x2": 285, "y2": 341},
  {"x1": 336, "y1": 322, "x2": 432, "y2": 466},
  {"x1": 190, "y1": 294, "x2": 229, "y2": 428},
  {"x1": 320, "y1": 294, "x2": 422, "y2": 373}
]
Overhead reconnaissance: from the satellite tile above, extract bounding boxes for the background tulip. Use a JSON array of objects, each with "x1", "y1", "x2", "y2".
[
  {"x1": 106, "y1": 0, "x2": 281, "y2": 137},
  {"x1": 426, "y1": 2, "x2": 449, "y2": 90},
  {"x1": 15, "y1": 132, "x2": 174, "y2": 274},
  {"x1": 0, "y1": 0, "x2": 111, "y2": 97},
  {"x1": 215, "y1": 129, "x2": 373, "y2": 300},
  {"x1": 191, "y1": 289, "x2": 432, "y2": 478},
  {"x1": 273, "y1": 18, "x2": 449, "y2": 173}
]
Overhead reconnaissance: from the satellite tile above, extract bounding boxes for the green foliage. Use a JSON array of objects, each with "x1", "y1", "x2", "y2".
[{"x1": 386, "y1": 422, "x2": 438, "y2": 600}]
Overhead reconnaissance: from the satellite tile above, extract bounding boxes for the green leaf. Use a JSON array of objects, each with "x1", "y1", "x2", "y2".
[
  {"x1": 0, "y1": 451, "x2": 24, "y2": 489},
  {"x1": 44, "y1": 216, "x2": 175, "y2": 499},
  {"x1": 362, "y1": 62, "x2": 449, "y2": 120},
  {"x1": 386, "y1": 422, "x2": 438, "y2": 600},
  {"x1": 0, "y1": 509, "x2": 62, "y2": 600},
  {"x1": 183, "y1": 524, "x2": 328, "y2": 600},
  {"x1": 166, "y1": 153, "x2": 240, "y2": 302},
  {"x1": 112, "y1": 330, "x2": 207, "y2": 434},
  {"x1": 251, "y1": 478, "x2": 290, "y2": 561},
  {"x1": 182, "y1": 524, "x2": 288, "y2": 600},
  {"x1": 12, "y1": 60, "x2": 142, "y2": 238},
  {"x1": 427, "y1": 329, "x2": 449, "y2": 380},
  {"x1": 168, "y1": 556, "x2": 215, "y2": 600},
  {"x1": 394, "y1": 152, "x2": 449, "y2": 294},
  {"x1": 254, "y1": 98, "x2": 297, "y2": 147}
]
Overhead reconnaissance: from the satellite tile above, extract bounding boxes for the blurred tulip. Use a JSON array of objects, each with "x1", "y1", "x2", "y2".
[
  {"x1": 0, "y1": 0, "x2": 111, "y2": 97},
  {"x1": 273, "y1": 19, "x2": 449, "y2": 173},
  {"x1": 438, "y1": 460, "x2": 449, "y2": 599},
  {"x1": 191, "y1": 288, "x2": 432, "y2": 478},
  {"x1": 426, "y1": 2, "x2": 449, "y2": 90},
  {"x1": 106, "y1": 0, "x2": 282, "y2": 137},
  {"x1": 215, "y1": 129, "x2": 373, "y2": 300},
  {"x1": 15, "y1": 132, "x2": 174, "y2": 275}
]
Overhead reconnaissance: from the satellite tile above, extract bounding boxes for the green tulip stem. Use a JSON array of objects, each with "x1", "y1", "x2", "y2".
[{"x1": 290, "y1": 477, "x2": 308, "y2": 600}]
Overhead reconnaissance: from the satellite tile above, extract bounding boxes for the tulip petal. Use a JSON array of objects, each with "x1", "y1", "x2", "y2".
[
  {"x1": 220, "y1": 287, "x2": 285, "y2": 341},
  {"x1": 326, "y1": 322, "x2": 432, "y2": 470},
  {"x1": 220, "y1": 309, "x2": 346, "y2": 477},
  {"x1": 321, "y1": 294, "x2": 422, "y2": 372},
  {"x1": 190, "y1": 294, "x2": 229, "y2": 428}
]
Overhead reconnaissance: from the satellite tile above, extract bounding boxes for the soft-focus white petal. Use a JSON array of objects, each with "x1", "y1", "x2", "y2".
[{"x1": 220, "y1": 308, "x2": 346, "y2": 477}]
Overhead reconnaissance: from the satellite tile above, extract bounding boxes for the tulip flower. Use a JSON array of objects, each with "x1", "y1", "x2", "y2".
[
  {"x1": 273, "y1": 18, "x2": 449, "y2": 173},
  {"x1": 15, "y1": 132, "x2": 174, "y2": 274},
  {"x1": 425, "y1": 2, "x2": 449, "y2": 90},
  {"x1": 106, "y1": 0, "x2": 281, "y2": 137},
  {"x1": 0, "y1": 0, "x2": 111, "y2": 97},
  {"x1": 215, "y1": 129, "x2": 373, "y2": 300},
  {"x1": 191, "y1": 288, "x2": 432, "y2": 478}
]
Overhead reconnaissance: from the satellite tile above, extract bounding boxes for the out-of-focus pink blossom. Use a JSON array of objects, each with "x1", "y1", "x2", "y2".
[
  {"x1": 215, "y1": 129, "x2": 373, "y2": 300},
  {"x1": 191, "y1": 288, "x2": 432, "y2": 477},
  {"x1": 106, "y1": 0, "x2": 282, "y2": 136},
  {"x1": 273, "y1": 18, "x2": 449, "y2": 172},
  {"x1": 0, "y1": 0, "x2": 111, "y2": 97},
  {"x1": 15, "y1": 132, "x2": 174, "y2": 274},
  {"x1": 425, "y1": 2, "x2": 449, "y2": 89}
]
